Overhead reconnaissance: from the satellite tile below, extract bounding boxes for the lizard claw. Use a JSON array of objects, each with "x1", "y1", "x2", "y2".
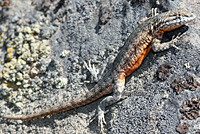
[
  {"x1": 151, "y1": 8, "x2": 159, "y2": 17},
  {"x1": 139, "y1": 8, "x2": 158, "y2": 25}
]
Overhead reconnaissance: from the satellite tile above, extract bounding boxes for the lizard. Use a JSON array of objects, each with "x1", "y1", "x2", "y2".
[{"x1": 1, "y1": 8, "x2": 196, "y2": 131}]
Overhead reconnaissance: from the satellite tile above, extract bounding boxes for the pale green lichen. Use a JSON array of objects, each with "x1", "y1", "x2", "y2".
[
  {"x1": 1, "y1": 84, "x2": 12, "y2": 96},
  {"x1": 14, "y1": 33, "x2": 24, "y2": 44},
  {"x1": 23, "y1": 26, "x2": 32, "y2": 34},
  {"x1": 1, "y1": 24, "x2": 53, "y2": 109},
  {"x1": 1, "y1": 22, "x2": 66, "y2": 110},
  {"x1": 30, "y1": 42, "x2": 40, "y2": 53},
  {"x1": 54, "y1": 77, "x2": 68, "y2": 89},
  {"x1": 15, "y1": 32, "x2": 51, "y2": 62},
  {"x1": 8, "y1": 91, "x2": 24, "y2": 108}
]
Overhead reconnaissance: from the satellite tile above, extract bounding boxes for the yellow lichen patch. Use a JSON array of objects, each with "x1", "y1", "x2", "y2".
[
  {"x1": 4, "y1": 62, "x2": 9, "y2": 67},
  {"x1": 5, "y1": 82, "x2": 18, "y2": 89},
  {"x1": 18, "y1": 58, "x2": 24, "y2": 62},
  {"x1": 0, "y1": 72, "x2": 3, "y2": 79},
  {"x1": 7, "y1": 53, "x2": 14, "y2": 61},
  {"x1": 6, "y1": 47, "x2": 15, "y2": 61},
  {"x1": 1, "y1": 33, "x2": 4, "y2": 37},
  {"x1": 3, "y1": 67, "x2": 9, "y2": 71},
  {"x1": 3, "y1": 29, "x2": 7, "y2": 33},
  {"x1": 7, "y1": 47, "x2": 15, "y2": 53}
]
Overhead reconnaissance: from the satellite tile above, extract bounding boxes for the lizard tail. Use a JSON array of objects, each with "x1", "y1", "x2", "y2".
[{"x1": 2, "y1": 83, "x2": 112, "y2": 121}]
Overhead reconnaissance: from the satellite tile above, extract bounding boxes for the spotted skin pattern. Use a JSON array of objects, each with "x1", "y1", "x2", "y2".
[{"x1": 1, "y1": 9, "x2": 196, "y2": 131}]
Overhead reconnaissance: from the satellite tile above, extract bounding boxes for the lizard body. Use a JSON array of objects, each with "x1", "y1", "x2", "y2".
[{"x1": 1, "y1": 9, "x2": 195, "y2": 130}]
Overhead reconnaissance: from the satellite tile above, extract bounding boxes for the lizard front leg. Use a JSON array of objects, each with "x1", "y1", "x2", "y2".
[
  {"x1": 152, "y1": 33, "x2": 185, "y2": 52},
  {"x1": 97, "y1": 77, "x2": 125, "y2": 132}
]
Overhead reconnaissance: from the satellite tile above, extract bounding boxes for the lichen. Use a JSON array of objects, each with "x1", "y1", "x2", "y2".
[
  {"x1": 0, "y1": 15, "x2": 66, "y2": 111},
  {"x1": 54, "y1": 77, "x2": 68, "y2": 89},
  {"x1": 0, "y1": 24, "x2": 52, "y2": 109}
]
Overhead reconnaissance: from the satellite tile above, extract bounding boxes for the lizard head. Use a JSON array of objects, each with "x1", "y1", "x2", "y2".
[{"x1": 154, "y1": 9, "x2": 196, "y2": 34}]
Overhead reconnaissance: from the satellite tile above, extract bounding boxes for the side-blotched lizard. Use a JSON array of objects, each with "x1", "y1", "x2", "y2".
[{"x1": 1, "y1": 9, "x2": 196, "y2": 131}]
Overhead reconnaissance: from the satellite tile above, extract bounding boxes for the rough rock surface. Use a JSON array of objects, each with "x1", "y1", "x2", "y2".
[{"x1": 0, "y1": 0, "x2": 199, "y2": 133}]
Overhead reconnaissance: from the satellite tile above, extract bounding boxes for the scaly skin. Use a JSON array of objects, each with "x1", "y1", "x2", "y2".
[{"x1": 2, "y1": 8, "x2": 195, "y2": 130}]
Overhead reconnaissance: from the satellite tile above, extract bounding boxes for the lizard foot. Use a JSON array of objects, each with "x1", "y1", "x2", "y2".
[
  {"x1": 138, "y1": 8, "x2": 158, "y2": 25},
  {"x1": 98, "y1": 110, "x2": 106, "y2": 132},
  {"x1": 89, "y1": 110, "x2": 106, "y2": 132},
  {"x1": 170, "y1": 32, "x2": 186, "y2": 50},
  {"x1": 83, "y1": 60, "x2": 100, "y2": 82},
  {"x1": 151, "y1": 8, "x2": 159, "y2": 17}
]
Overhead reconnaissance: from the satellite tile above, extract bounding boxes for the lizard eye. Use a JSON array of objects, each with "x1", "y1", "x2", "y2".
[{"x1": 176, "y1": 15, "x2": 181, "y2": 20}]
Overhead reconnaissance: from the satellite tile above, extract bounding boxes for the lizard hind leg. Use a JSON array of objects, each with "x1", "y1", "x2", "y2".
[
  {"x1": 83, "y1": 60, "x2": 100, "y2": 82},
  {"x1": 97, "y1": 77, "x2": 125, "y2": 132},
  {"x1": 83, "y1": 60, "x2": 108, "y2": 82},
  {"x1": 83, "y1": 57, "x2": 114, "y2": 83}
]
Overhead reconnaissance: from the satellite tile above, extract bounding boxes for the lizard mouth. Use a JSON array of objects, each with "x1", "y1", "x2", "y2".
[{"x1": 184, "y1": 13, "x2": 196, "y2": 22}]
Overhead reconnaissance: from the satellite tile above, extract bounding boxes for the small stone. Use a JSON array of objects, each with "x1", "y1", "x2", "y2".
[
  {"x1": 23, "y1": 79, "x2": 29, "y2": 84},
  {"x1": 60, "y1": 50, "x2": 70, "y2": 58},
  {"x1": 54, "y1": 77, "x2": 68, "y2": 89},
  {"x1": 16, "y1": 72, "x2": 23, "y2": 81},
  {"x1": 10, "y1": 58, "x2": 17, "y2": 64},
  {"x1": 3, "y1": 73, "x2": 10, "y2": 80},
  {"x1": 184, "y1": 62, "x2": 190, "y2": 69},
  {"x1": 21, "y1": 50, "x2": 31, "y2": 61},
  {"x1": 25, "y1": 34, "x2": 32, "y2": 41},
  {"x1": 9, "y1": 63, "x2": 15, "y2": 70},
  {"x1": 16, "y1": 81, "x2": 21, "y2": 86},
  {"x1": 162, "y1": 90, "x2": 169, "y2": 99},
  {"x1": 23, "y1": 74, "x2": 29, "y2": 79},
  {"x1": 23, "y1": 84, "x2": 30, "y2": 88},
  {"x1": 52, "y1": 21, "x2": 60, "y2": 27},
  {"x1": 15, "y1": 102, "x2": 23, "y2": 108},
  {"x1": 30, "y1": 67, "x2": 39, "y2": 78}
]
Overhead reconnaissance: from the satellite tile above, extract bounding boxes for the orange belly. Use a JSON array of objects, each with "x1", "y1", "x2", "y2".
[{"x1": 125, "y1": 43, "x2": 152, "y2": 77}]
